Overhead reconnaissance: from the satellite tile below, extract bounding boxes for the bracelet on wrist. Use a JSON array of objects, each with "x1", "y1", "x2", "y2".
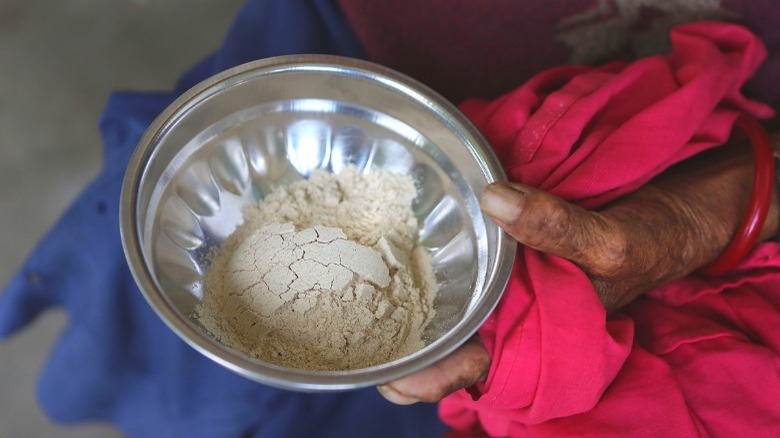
[{"x1": 698, "y1": 113, "x2": 774, "y2": 277}]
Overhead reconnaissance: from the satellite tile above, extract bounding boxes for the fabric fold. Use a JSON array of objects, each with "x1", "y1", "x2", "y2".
[{"x1": 440, "y1": 22, "x2": 778, "y2": 436}]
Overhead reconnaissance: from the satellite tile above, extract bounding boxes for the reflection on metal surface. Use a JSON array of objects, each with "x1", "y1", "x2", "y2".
[{"x1": 120, "y1": 55, "x2": 515, "y2": 391}]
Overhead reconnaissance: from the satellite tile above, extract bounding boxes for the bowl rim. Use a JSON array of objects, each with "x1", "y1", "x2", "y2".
[{"x1": 120, "y1": 54, "x2": 516, "y2": 391}]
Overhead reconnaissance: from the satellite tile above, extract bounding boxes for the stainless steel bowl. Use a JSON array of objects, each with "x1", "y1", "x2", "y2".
[{"x1": 120, "y1": 54, "x2": 515, "y2": 391}]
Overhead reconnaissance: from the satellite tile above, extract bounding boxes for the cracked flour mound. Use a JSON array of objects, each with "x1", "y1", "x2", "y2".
[{"x1": 195, "y1": 167, "x2": 438, "y2": 370}]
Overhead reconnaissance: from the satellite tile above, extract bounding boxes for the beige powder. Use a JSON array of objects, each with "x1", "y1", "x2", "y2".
[{"x1": 195, "y1": 167, "x2": 437, "y2": 370}]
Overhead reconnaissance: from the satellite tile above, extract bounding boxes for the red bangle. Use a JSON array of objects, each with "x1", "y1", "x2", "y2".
[{"x1": 698, "y1": 113, "x2": 775, "y2": 277}]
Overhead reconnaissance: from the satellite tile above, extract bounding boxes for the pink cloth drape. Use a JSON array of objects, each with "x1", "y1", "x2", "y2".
[{"x1": 439, "y1": 22, "x2": 780, "y2": 437}]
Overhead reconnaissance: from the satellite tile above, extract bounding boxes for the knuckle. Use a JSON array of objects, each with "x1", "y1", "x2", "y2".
[
  {"x1": 446, "y1": 343, "x2": 491, "y2": 395},
  {"x1": 519, "y1": 195, "x2": 574, "y2": 249},
  {"x1": 416, "y1": 342, "x2": 492, "y2": 402},
  {"x1": 589, "y1": 222, "x2": 629, "y2": 275}
]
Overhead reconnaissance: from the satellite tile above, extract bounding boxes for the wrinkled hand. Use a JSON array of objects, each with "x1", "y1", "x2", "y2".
[
  {"x1": 377, "y1": 336, "x2": 490, "y2": 404},
  {"x1": 480, "y1": 143, "x2": 778, "y2": 312},
  {"x1": 379, "y1": 141, "x2": 779, "y2": 405}
]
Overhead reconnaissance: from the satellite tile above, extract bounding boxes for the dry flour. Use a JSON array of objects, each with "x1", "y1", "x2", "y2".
[{"x1": 195, "y1": 167, "x2": 438, "y2": 370}]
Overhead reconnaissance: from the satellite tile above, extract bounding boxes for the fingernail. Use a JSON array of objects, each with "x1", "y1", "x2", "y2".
[
  {"x1": 480, "y1": 183, "x2": 526, "y2": 224},
  {"x1": 377, "y1": 385, "x2": 420, "y2": 405}
]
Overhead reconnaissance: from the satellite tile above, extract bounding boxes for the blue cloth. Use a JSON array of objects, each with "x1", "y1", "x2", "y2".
[{"x1": 0, "y1": 1, "x2": 448, "y2": 436}]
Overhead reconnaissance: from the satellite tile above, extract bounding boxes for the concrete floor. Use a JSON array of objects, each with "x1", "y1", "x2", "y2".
[{"x1": 0, "y1": 0, "x2": 243, "y2": 435}]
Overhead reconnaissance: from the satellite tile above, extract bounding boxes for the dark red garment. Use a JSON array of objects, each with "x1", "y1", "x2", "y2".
[
  {"x1": 337, "y1": 0, "x2": 577, "y2": 103},
  {"x1": 337, "y1": 0, "x2": 780, "y2": 113},
  {"x1": 338, "y1": 2, "x2": 780, "y2": 435},
  {"x1": 435, "y1": 23, "x2": 779, "y2": 437}
]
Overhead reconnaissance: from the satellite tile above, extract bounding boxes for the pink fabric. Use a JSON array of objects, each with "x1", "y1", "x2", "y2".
[{"x1": 438, "y1": 22, "x2": 780, "y2": 437}]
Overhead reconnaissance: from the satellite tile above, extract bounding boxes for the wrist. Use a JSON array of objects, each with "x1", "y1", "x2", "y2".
[
  {"x1": 760, "y1": 155, "x2": 780, "y2": 240},
  {"x1": 765, "y1": 132, "x2": 780, "y2": 240},
  {"x1": 699, "y1": 114, "x2": 775, "y2": 276}
]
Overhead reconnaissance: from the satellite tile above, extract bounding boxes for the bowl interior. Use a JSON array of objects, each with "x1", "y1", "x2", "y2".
[{"x1": 124, "y1": 56, "x2": 513, "y2": 390}]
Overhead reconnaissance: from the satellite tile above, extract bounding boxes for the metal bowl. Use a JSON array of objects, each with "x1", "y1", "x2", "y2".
[{"x1": 120, "y1": 55, "x2": 515, "y2": 391}]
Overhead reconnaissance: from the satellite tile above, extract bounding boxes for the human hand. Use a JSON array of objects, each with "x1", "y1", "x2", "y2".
[
  {"x1": 378, "y1": 139, "x2": 779, "y2": 406},
  {"x1": 377, "y1": 335, "x2": 490, "y2": 405},
  {"x1": 479, "y1": 142, "x2": 779, "y2": 312}
]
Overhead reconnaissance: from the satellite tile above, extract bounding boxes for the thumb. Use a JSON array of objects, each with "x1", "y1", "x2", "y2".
[{"x1": 479, "y1": 182, "x2": 622, "y2": 274}]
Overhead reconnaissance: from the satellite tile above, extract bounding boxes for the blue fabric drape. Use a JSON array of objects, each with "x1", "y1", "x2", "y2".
[{"x1": 0, "y1": 1, "x2": 447, "y2": 436}]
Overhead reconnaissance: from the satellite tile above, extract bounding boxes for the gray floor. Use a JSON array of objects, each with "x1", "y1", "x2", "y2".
[{"x1": 0, "y1": 0, "x2": 244, "y2": 435}]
